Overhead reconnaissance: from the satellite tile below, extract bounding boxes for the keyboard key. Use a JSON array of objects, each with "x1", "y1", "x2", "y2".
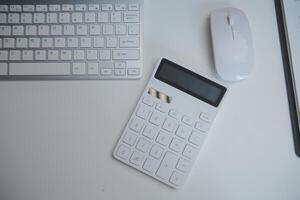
[
  {"x1": 87, "y1": 62, "x2": 99, "y2": 75},
  {"x1": 61, "y1": 50, "x2": 72, "y2": 60},
  {"x1": 10, "y1": 5, "x2": 22, "y2": 12},
  {"x1": 156, "y1": 131, "x2": 171, "y2": 146},
  {"x1": 51, "y1": 25, "x2": 62, "y2": 35},
  {"x1": 85, "y1": 12, "x2": 96, "y2": 23},
  {"x1": 9, "y1": 63, "x2": 70, "y2": 75},
  {"x1": 103, "y1": 24, "x2": 114, "y2": 35},
  {"x1": 0, "y1": 5, "x2": 9, "y2": 12},
  {"x1": 162, "y1": 118, "x2": 178, "y2": 133},
  {"x1": 72, "y1": 12, "x2": 83, "y2": 23},
  {"x1": 76, "y1": 24, "x2": 88, "y2": 35},
  {"x1": 62, "y1": 4, "x2": 74, "y2": 11},
  {"x1": 48, "y1": 50, "x2": 59, "y2": 60},
  {"x1": 169, "y1": 171, "x2": 185, "y2": 186},
  {"x1": 111, "y1": 12, "x2": 122, "y2": 23},
  {"x1": 122, "y1": 131, "x2": 138, "y2": 146},
  {"x1": 59, "y1": 13, "x2": 70, "y2": 23},
  {"x1": 189, "y1": 131, "x2": 206, "y2": 147},
  {"x1": 136, "y1": 104, "x2": 152, "y2": 119},
  {"x1": 98, "y1": 12, "x2": 109, "y2": 22},
  {"x1": 90, "y1": 25, "x2": 101, "y2": 35},
  {"x1": 129, "y1": 4, "x2": 139, "y2": 11},
  {"x1": 28, "y1": 38, "x2": 40, "y2": 48},
  {"x1": 182, "y1": 145, "x2": 198, "y2": 159},
  {"x1": 75, "y1": 4, "x2": 87, "y2": 11},
  {"x1": 0, "y1": 63, "x2": 8, "y2": 75},
  {"x1": 129, "y1": 117, "x2": 144, "y2": 133},
  {"x1": 63, "y1": 25, "x2": 75, "y2": 35},
  {"x1": 176, "y1": 158, "x2": 191, "y2": 173},
  {"x1": 0, "y1": 14, "x2": 7, "y2": 24},
  {"x1": 72, "y1": 62, "x2": 86, "y2": 75},
  {"x1": 21, "y1": 13, "x2": 32, "y2": 24},
  {"x1": 115, "y1": 4, "x2": 126, "y2": 11},
  {"x1": 116, "y1": 144, "x2": 132, "y2": 160},
  {"x1": 100, "y1": 68, "x2": 112, "y2": 76},
  {"x1": 38, "y1": 25, "x2": 49, "y2": 35},
  {"x1": 175, "y1": 125, "x2": 192, "y2": 140},
  {"x1": 116, "y1": 24, "x2": 127, "y2": 35},
  {"x1": 73, "y1": 50, "x2": 84, "y2": 60},
  {"x1": 35, "y1": 50, "x2": 46, "y2": 60},
  {"x1": 99, "y1": 50, "x2": 111, "y2": 60},
  {"x1": 3, "y1": 38, "x2": 15, "y2": 48},
  {"x1": 46, "y1": 13, "x2": 58, "y2": 24},
  {"x1": 200, "y1": 112, "x2": 212, "y2": 123},
  {"x1": 8, "y1": 13, "x2": 20, "y2": 24},
  {"x1": 120, "y1": 37, "x2": 139, "y2": 47},
  {"x1": 114, "y1": 68, "x2": 125, "y2": 76},
  {"x1": 143, "y1": 158, "x2": 160, "y2": 173},
  {"x1": 124, "y1": 12, "x2": 140, "y2": 23},
  {"x1": 136, "y1": 138, "x2": 150, "y2": 153},
  {"x1": 142, "y1": 96, "x2": 155, "y2": 107},
  {"x1": 130, "y1": 151, "x2": 144, "y2": 166},
  {"x1": 41, "y1": 38, "x2": 53, "y2": 48},
  {"x1": 102, "y1": 4, "x2": 113, "y2": 11},
  {"x1": 149, "y1": 111, "x2": 164, "y2": 126},
  {"x1": 0, "y1": 26, "x2": 11, "y2": 36},
  {"x1": 36, "y1": 5, "x2": 47, "y2": 12},
  {"x1": 182, "y1": 115, "x2": 194, "y2": 126},
  {"x1": 23, "y1": 5, "x2": 35, "y2": 12},
  {"x1": 33, "y1": 13, "x2": 45, "y2": 23},
  {"x1": 156, "y1": 152, "x2": 178, "y2": 180},
  {"x1": 25, "y1": 25, "x2": 37, "y2": 35},
  {"x1": 149, "y1": 144, "x2": 164, "y2": 159},
  {"x1": 0, "y1": 50, "x2": 8, "y2": 60},
  {"x1": 86, "y1": 50, "x2": 98, "y2": 60},
  {"x1": 127, "y1": 68, "x2": 140, "y2": 76},
  {"x1": 88, "y1": 4, "x2": 100, "y2": 11},
  {"x1": 80, "y1": 37, "x2": 92, "y2": 47},
  {"x1": 22, "y1": 50, "x2": 33, "y2": 60},
  {"x1": 94, "y1": 37, "x2": 104, "y2": 47},
  {"x1": 54, "y1": 37, "x2": 66, "y2": 48},
  {"x1": 12, "y1": 26, "x2": 24, "y2": 36},
  {"x1": 9, "y1": 50, "x2": 21, "y2": 60},
  {"x1": 49, "y1": 5, "x2": 60, "y2": 12},
  {"x1": 169, "y1": 109, "x2": 180, "y2": 119},
  {"x1": 155, "y1": 103, "x2": 168, "y2": 113},
  {"x1": 142, "y1": 125, "x2": 158, "y2": 140},
  {"x1": 112, "y1": 50, "x2": 139, "y2": 60},
  {"x1": 169, "y1": 138, "x2": 185, "y2": 153},
  {"x1": 67, "y1": 37, "x2": 78, "y2": 47},
  {"x1": 195, "y1": 121, "x2": 210, "y2": 132}
]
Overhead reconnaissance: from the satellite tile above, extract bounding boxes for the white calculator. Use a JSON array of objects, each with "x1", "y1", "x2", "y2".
[{"x1": 113, "y1": 58, "x2": 227, "y2": 189}]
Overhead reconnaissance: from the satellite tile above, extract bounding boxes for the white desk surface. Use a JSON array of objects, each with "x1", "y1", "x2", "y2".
[{"x1": 0, "y1": 0, "x2": 299, "y2": 200}]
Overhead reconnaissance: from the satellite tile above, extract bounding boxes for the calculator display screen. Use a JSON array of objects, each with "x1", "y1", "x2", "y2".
[{"x1": 154, "y1": 59, "x2": 226, "y2": 107}]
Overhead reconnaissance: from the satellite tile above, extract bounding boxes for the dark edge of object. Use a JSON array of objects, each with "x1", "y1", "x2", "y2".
[
  {"x1": 274, "y1": 0, "x2": 300, "y2": 157},
  {"x1": 154, "y1": 58, "x2": 227, "y2": 107}
]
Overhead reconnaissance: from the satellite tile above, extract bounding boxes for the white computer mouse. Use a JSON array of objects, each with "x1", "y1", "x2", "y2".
[{"x1": 210, "y1": 8, "x2": 254, "y2": 82}]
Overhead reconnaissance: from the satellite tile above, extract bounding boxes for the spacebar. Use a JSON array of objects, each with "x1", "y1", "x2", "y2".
[{"x1": 9, "y1": 63, "x2": 71, "y2": 75}]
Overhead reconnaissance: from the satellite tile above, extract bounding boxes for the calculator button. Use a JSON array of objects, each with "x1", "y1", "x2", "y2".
[
  {"x1": 200, "y1": 112, "x2": 212, "y2": 123},
  {"x1": 130, "y1": 151, "x2": 144, "y2": 166},
  {"x1": 136, "y1": 138, "x2": 151, "y2": 153},
  {"x1": 155, "y1": 103, "x2": 168, "y2": 113},
  {"x1": 176, "y1": 158, "x2": 191, "y2": 173},
  {"x1": 129, "y1": 117, "x2": 144, "y2": 133},
  {"x1": 142, "y1": 95, "x2": 155, "y2": 107},
  {"x1": 189, "y1": 131, "x2": 206, "y2": 147},
  {"x1": 169, "y1": 138, "x2": 185, "y2": 153},
  {"x1": 195, "y1": 121, "x2": 210, "y2": 133},
  {"x1": 149, "y1": 111, "x2": 165, "y2": 126},
  {"x1": 143, "y1": 158, "x2": 160, "y2": 173},
  {"x1": 182, "y1": 145, "x2": 198, "y2": 159},
  {"x1": 156, "y1": 131, "x2": 172, "y2": 146},
  {"x1": 122, "y1": 131, "x2": 138, "y2": 146},
  {"x1": 149, "y1": 144, "x2": 164, "y2": 159},
  {"x1": 156, "y1": 152, "x2": 178, "y2": 180},
  {"x1": 169, "y1": 109, "x2": 180, "y2": 119},
  {"x1": 136, "y1": 104, "x2": 152, "y2": 119},
  {"x1": 116, "y1": 144, "x2": 132, "y2": 160},
  {"x1": 182, "y1": 115, "x2": 194, "y2": 126},
  {"x1": 169, "y1": 171, "x2": 185, "y2": 186},
  {"x1": 162, "y1": 118, "x2": 178, "y2": 133},
  {"x1": 142, "y1": 125, "x2": 158, "y2": 140},
  {"x1": 175, "y1": 125, "x2": 192, "y2": 140}
]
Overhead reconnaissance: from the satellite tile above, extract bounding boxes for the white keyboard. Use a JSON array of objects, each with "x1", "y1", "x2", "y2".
[
  {"x1": 0, "y1": 0, "x2": 143, "y2": 80},
  {"x1": 113, "y1": 58, "x2": 227, "y2": 189}
]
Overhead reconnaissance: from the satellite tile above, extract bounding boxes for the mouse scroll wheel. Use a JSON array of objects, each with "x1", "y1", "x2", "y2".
[{"x1": 227, "y1": 15, "x2": 234, "y2": 26}]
